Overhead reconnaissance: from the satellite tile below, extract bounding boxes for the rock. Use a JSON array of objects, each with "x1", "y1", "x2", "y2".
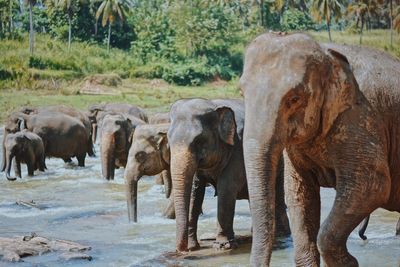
[
  {"x1": 60, "y1": 252, "x2": 92, "y2": 261},
  {"x1": 0, "y1": 233, "x2": 91, "y2": 262}
]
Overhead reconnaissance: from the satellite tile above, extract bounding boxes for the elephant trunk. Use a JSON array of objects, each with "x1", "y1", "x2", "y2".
[
  {"x1": 358, "y1": 216, "x2": 370, "y2": 240},
  {"x1": 244, "y1": 113, "x2": 282, "y2": 266},
  {"x1": 101, "y1": 133, "x2": 115, "y2": 180},
  {"x1": 124, "y1": 159, "x2": 141, "y2": 222},
  {"x1": 1, "y1": 133, "x2": 6, "y2": 172},
  {"x1": 5, "y1": 150, "x2": 16, "y2": 181},
  {"x1": 162, "y1": 170, "x2": 172, "y2": 199},
  {"x1": 170, "y1": 145, "x2": 196, "y2": 252},
  {"x1": 126, "y1": 177, "x2": 138, "y2": 222}
]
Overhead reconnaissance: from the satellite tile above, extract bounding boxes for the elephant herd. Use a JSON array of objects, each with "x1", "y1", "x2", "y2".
[{"x1": 1, "y1": 33, "x2": 400, "y2": 266}]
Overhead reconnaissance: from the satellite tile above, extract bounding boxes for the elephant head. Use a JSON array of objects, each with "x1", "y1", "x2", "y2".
[
  {"x1": 240, "y1": 33, "x2": 362, "y2": 265},
  {"x1": 87, "y1": 104, "x2": 106, "y2": 144},
  {"x1": 167, "y1": 99, "x2": 237, "y2": 252},
  {"x1": 100, "y1": 113, "x2": 134, "y2": 180},
  {"x1": 124, "y1": 124, "x2": 170, "y2": 222}
]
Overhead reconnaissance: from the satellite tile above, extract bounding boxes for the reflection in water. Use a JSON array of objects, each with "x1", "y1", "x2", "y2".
[{"x1": 0, "y1": 130, "x2": 399, "y2": 267}]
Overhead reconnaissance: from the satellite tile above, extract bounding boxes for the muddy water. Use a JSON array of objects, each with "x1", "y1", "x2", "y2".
[{"x1": 0, "y1": 130, "x2": 399, "y2": 267}]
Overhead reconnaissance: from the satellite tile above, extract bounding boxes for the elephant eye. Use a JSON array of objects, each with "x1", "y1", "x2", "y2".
[
  {"x1": 135, "y1": 152, "x2": 147, "y2": 163},
  {"x1": 285, "y1": 95, "x2": 301, "y2": 109}
]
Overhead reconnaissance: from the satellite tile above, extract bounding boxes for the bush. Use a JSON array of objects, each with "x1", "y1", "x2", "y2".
[
  {"x1": 281, "y1": 9, "x2": 316, "y2": 31},
  {"x1": 28, "y1": 55, "x2": 79, "y2": 71}
]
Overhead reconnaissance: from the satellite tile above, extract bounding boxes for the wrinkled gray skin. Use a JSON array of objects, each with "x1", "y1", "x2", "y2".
[
  {"x1": 1, "y1": 106, "x2": 94, "y2": 172},
  {"x1": 240, "y1": 33, "x2": 400, "y2": 266},
  {"x1": 3, "y1": 112, "x2": 89, "y2": 167},
  {"x1": 148, "y1": 112, "x2": 170, "y2": 124},
  {"x1": 124, "y1": 123, "x2": 173, "y2": 222},
  {"x1": 100, "y1": 113, "x2": 145, "y2": 180},
  {"x1": 4, "y1": 130, "x2": 46, "y2": 180},
  {"x1": 358, "y1": 215, "x2": 400, "y2": 240},
  {"x1": 168, "y1": 98, "x2": 290, "y2": 252},
  {"x1": 88, "y1": 103, "x2": 148, "y2": 144}
]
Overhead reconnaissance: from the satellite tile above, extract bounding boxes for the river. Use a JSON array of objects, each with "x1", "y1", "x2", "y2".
[{"x1": 0, "y1": 130, "x2": 399, "y2": 267}]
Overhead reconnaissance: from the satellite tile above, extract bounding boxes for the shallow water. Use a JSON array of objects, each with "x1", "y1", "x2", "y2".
[{"x1": 0, "y1": 129, "x2": 399, "y2": 267}]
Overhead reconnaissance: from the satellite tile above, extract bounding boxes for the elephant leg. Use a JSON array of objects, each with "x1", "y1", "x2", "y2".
[
  {"x1": 77, "y1": 154, "x2": 85, "y2": 167},
  {"x1": 213, "y1": 173, "x2": 241, "y2": 250},
  {"x1": 14, "y1": 158, "x2": 22, "y2": 178},
  {"x1": 27, "y1": 162, "x2": 34, "y2": 176},
  {"x1": 63, "y1": 158, "x2": 72, "y2": 164},
  {"x1": 188, "y1": 174, "x2": 206, "y2": 251},
  {"x1": 317, "y1": 171, "x2": 388, "y2": 267},
  {"x1": 396, "y1": 217, "x2": 400, "y2": 236},
  {"x1": 284, "y1": 153, "x2": 320, "y2": 266},
  {"x1": 275, "y1": 154, "x2": 291, "y2": 238}
]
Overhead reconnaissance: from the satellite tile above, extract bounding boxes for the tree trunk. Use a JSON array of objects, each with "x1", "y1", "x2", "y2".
[
  {"x1": 9, "y1": 0, "x2": 13, "y2": 33},
  {"x1": 29, "y1": 1, "x2": 34, "y2": 54},
  {"x1": 390, "y1": 0, "x2": 393, "y2": 48},
  {"x1": 259, "y1": 0, "x2": 264, "y2": 27},
  {"x1": 107, "y1": 23, "x2": 111, "y2": 53},
  {"x1": 68, "y1": 12, "x2": 72, "y2": 51},
  {"x1": 327, "y1": 20, "x2": 332, "y2": 42},
  {"x1": 360, "y1": 17, "x2": 364, "y2": 45}
]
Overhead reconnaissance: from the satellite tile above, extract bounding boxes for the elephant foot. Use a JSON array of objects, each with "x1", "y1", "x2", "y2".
[
  {"x1": 188, "y1": 239, "x2": 200, "y2": 251},
  {"x1": 212, "y1": 239, "x2": 238, "y2": 250}
]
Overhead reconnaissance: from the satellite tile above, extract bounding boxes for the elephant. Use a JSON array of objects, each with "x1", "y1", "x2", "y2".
[
  {"x1": 167, "y1": 98, "x2": 290, "y2": 252},
  {"x1": 148, "y1": 112, "x2": 170, "y2": 124},
  {"x1": 124, "y1": 123, "x2": 173, "y2": 222},
  {"x1": 358, "y1": 215, "x2": 400, "y2": 240},
  {"x1": 4, "y1": 130, "x2": 46, "y2": 180},
  {"x1": 19, "y1": 105, "x2": 95, "y2": 157},
  {"x1": 88, "y1": 103, "x2": 148, "y2": 143},
  {"x1": 148, "y1": 112, "x2": 170, "y2": 185},
  {"x1": 240, "y1": 32, "x2": 400, "y2": 266},
  {"x1": 3, "y1": 111, "x2": 90, "y2": 167},
  {"x1": 100, "y1": 113, "x2": 145, "y2": 180}
]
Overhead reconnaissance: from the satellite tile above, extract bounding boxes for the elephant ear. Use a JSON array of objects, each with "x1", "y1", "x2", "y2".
[
  {"x1": 157, "y1": 132, "x2": 170, "y2": 163},
  {"x1": 215, "y1": 107, "x2": 236, "y2": 146},
  {"x1": 321, "y1": 49, "x2": 358, "y2": 136}
]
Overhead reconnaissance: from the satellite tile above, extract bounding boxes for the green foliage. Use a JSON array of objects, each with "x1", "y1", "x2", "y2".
[{"x1": 282, "y1": 9, "x2": 316, "y2": 31}]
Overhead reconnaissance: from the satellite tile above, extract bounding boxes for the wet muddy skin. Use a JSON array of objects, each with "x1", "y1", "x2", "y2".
[{"x1": 0, "y1": 131, "x2": 399, "y2": 266}]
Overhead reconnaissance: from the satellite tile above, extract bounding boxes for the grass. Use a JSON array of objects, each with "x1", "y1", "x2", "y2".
[
  {"x1": 0, "y1": 29, "x2": 399, "y2": 123},
  {"x1": 0, "y1": 78, "x2": 240, "y2": 122},
  {"x1": 309, "y1": 29, "x2": 400, "y2": 58}
]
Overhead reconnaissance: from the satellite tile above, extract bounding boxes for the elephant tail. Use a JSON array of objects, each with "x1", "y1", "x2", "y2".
[
  {"x1": 87, "y1": 135, "x2": 96, "y2": 157},
  {"x1": 358, "y1": 216, "x2": 370, "y2": 240}
]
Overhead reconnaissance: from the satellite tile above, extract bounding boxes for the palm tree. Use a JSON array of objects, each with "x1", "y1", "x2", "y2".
[
  {"x1": 347, "y1": 0, "x2": 380, "y2": 44},
  {"x1": 311, "y1": 0, "x2": 344, "y2": 41},
  {"x1": 53, "y1": 0, "x2": 78, "y2": 51},
  {"x1": 394, "y1": 4, "x2": 400, "y2": 33},
  {"x1": 24, "y1": 0, "x2": 38, "y2": 54},
  {"x1": 94, "y1": 0, "x2": 131, "y2": 52}
]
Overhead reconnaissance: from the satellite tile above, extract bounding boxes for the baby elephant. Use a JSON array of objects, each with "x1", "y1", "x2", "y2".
[
  {"x1": 4, "y1": 130, "x2": 46, "y2": 180},
  {"x1": 124, "y1": 123, "x2": 172, "y2": 222}
]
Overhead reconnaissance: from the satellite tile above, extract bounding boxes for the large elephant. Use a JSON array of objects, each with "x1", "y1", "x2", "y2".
[
  {"x1": 19, "y1": 105, "x2": 95, "y2": 157},
  {"x1": 100, "y1": 113, "x2": 145, "y2": 180},
  {"x1": 88, "y1": 103, "x2": 148, "y2": 143},
  {"x1": 240, "y1": 32, "x2": 400, "y2": 266},
  {"x1": 4, "y1": 112, "x2": 90, "y2": 167},
  {"x1": 168, "y1": 98, "x2": 290, "y2": 252},
  {"x1": 124, "y1": 123, "x2": 173, "y2": 222},
  {"x1": 4, "y1": 130, "x2": 46, "y2": 180}
]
